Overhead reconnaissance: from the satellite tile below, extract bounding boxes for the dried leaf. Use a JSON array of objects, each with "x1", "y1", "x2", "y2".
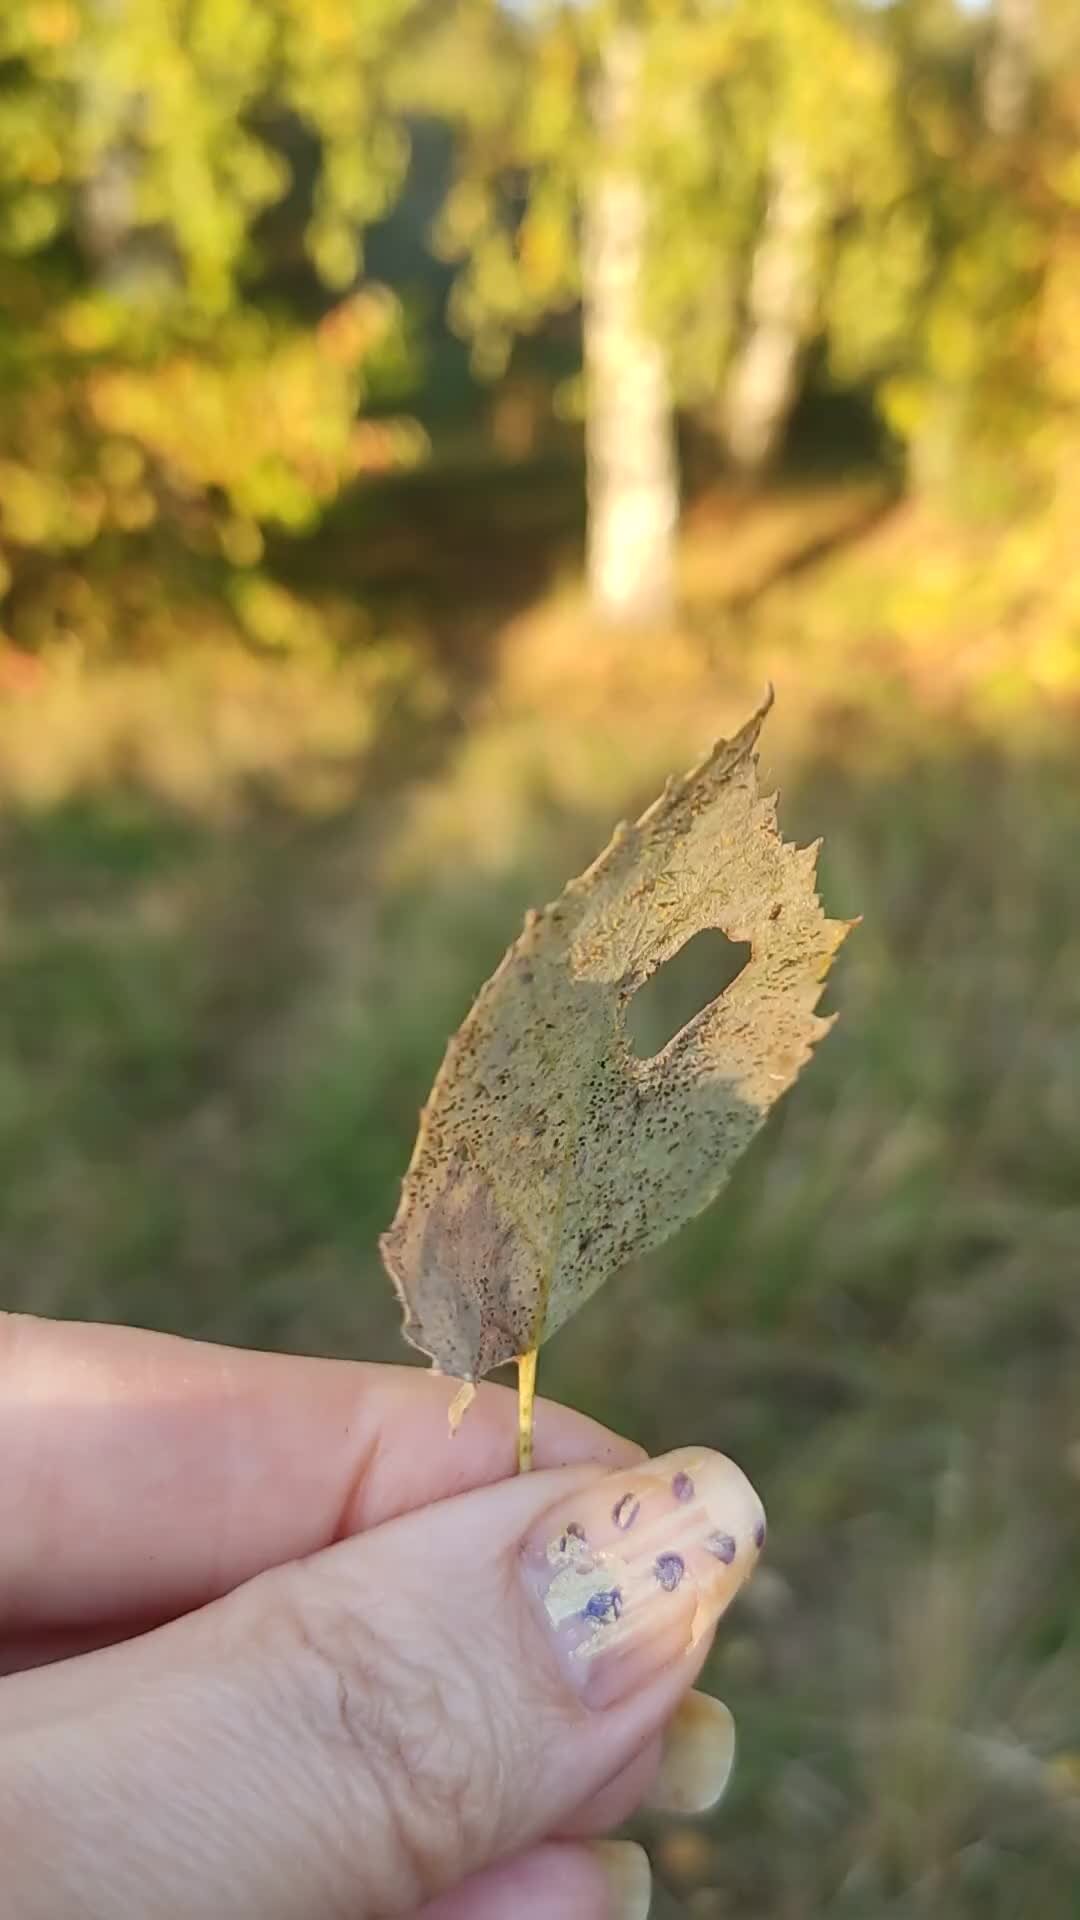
[{"x1": 380, "y1": 691, "x2": 852, "y2": 1386}]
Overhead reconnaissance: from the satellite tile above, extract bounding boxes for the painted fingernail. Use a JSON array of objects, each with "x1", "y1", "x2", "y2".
[
  {"x1": 520, "y1": 1447, "x2": 764, "y2": 1711},
  {"x1": 648, "y1": 1691, "x2": 736, "y2": 1815},
  {"x1": 586, "y1": 1839, "x2": 652, "y2": 1920}
]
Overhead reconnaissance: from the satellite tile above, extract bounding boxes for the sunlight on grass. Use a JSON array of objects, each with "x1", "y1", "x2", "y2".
[{"x1": 0, "y1": 636, "x2": 445, "y2": 818}]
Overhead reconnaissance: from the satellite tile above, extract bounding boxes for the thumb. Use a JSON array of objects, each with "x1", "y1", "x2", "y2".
[{"x1": 1, "y1": 1446, "x2": 764, "y2": 1919}]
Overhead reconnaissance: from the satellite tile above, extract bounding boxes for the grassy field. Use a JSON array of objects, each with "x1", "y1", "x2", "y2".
[{"x1": 2, "y1": 474, "x2": 1079, "y2": 1913}]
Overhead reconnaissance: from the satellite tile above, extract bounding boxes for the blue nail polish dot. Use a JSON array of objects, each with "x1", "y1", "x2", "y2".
[
  {"x1": 754, "y1": 1517, "x2": 767, "y2": 1550},
  {"x1": 583, "y1": 1587, "x2": 623, "y2": 1624},
  {"x1": 654, "y1": 1552, "x2": 686, "y2": 1592},
  {"x1": 672, "y1": 1471, "x2": 695, "y2": 1502},
  {"x1": 705, "y1": 1530, "x2": 736, "y2": 1565},
  {"x1": 612, "y1": 1492, "x2": 640, "y2": 1531}
]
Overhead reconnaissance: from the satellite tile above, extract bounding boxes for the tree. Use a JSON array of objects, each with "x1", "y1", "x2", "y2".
[
  {"x1": 407, "y1": 0, "x2": 910, "y2": 616},
  {"x1": 582, "y1": 22, "x2": 678, "y2": 622},
  {"x1": 411, "y1": 0, "x2": 684, "y2": 625},
  {"x1": 821, "y1": 0, "x2": 1080, "y2": 506},
  {"x1": 720, "y1": 139, "x2": 822, "y2": 475},
  {"x1": 980, "y1": 0, "x2": 1039, "y2": 138},
  {"x1": 0, "y1": 0, "x2": 422, "y2": 655},
  {"x1": 711, "y1": 0, "x2": 912, "y2": 478}
]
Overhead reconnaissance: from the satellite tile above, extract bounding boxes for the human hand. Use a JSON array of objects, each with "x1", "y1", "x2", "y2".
[{"x1": 0, "y1": 1314, "x2": 764, "y2": 1919}]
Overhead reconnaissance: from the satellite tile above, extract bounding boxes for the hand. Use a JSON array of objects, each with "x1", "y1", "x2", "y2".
[{"x1": 0, "y1": 1314, "x2": 764, "y2": 1919}]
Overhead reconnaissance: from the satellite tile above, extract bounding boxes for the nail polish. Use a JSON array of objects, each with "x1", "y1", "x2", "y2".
[{"x1": 521, "y1": 1447, "x2": 764, "y2": 1711}]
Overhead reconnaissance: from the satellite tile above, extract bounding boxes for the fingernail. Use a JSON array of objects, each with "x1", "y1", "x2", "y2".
[
  {"x1": 520, "y1": 1447, "x2": 765, "y2": 1711},
  {"x1": 648, "y1": 1691, "x2": 736, "y2": 1814},
  {"x1": 586, "y1": 1839, "x2": 652, "y2": 1919}
]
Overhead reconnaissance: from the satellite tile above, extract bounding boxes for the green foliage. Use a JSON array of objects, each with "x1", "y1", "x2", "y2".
[
  {"x1": 423, "y1": 2, "x2": 587, "y2": 375},
  {"x1": 0, "y1": 0, "x2": 409, "y2": 301},
  {"x1": 0, "y1": 0, "x2": 423, "y2": 657},
  {"x1": 5, "y1": 0, "x2": 1080, "y2": 660},
  {"x1": 642, "y1": 0, "x2": 906, "y2": 404},
  {"x1": 405, "y1": 0, "x2": 1080, "y2": 501},
  {"x1": 410, "y1": 0, "x2": 909, "y2": 403},
  {"x1": 822, "y1": 0, "x2": 1080, "y2": 498}
]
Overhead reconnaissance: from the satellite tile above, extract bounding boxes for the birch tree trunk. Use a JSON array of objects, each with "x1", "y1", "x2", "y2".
[
  {"x1": 721, "y1": 143, "x2": 822, "y2": 477},
  {"x1": 77, "y1": 0, "x2": 176, "y2": 299},
  {"x1": 582, "y1": 26, "x2": 678, "y2": 626},
  {"x1": 980, "y1": 0, "x2": 1037, "y2": 137}
]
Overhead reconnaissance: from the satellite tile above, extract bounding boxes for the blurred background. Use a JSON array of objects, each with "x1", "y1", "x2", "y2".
[{"x1": 2, "y1": 0, "x2": 1080, "y2": 1909}]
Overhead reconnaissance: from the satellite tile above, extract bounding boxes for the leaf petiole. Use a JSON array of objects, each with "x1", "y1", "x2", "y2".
[{"x1": 516, "y1": 1347, "x2": 538, "y2": 1471}]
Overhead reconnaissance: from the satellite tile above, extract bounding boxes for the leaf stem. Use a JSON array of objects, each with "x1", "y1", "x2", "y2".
[{"x1": 517, "y1": 1347, "x2": 538, "y2": 1471}]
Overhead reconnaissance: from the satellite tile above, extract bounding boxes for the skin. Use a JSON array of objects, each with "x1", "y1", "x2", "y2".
[{"x1": 0, "y1": 1313, "x2": 727, "y2": 1920}]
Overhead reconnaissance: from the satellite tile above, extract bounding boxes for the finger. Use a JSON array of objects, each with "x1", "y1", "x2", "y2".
[
  {"x1": 0, "y1": 1623, "x2": 138, "y2": 1678},
  {"x1": 556, "y1": 1737, "x2": 663, "y2": 1837},
  {"x1": 1, "y1": 1447, "x2": 765, "y2": 1918},
  {"x1": 415, "y1": 1840, "x2": 651, "y2": 1920},
  {"x1": 559, "y1": 1689, "x2": 737, "y2": 1837},
  {"x1": 0, "y1": 1312, "x2": 640, "y2": 1635},
  {"x1": 0, "y1": 1666, "x2": 726, "y2": 1838},
  {"x1": 647, "y1": 1690, "x2": 737, "y2": 1814}
]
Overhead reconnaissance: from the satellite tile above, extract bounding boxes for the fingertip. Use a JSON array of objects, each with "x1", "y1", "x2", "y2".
[
  {"x1": 587, "y1": 1840, "x2": 653, "y2": 1919},
  {"x1": 647, "y1": 1691, "x2": 736, "y2": 1815},
  {"x1": 414, "y1": 1839, "x2": 652, "y2": 1920},
  {"x1": 532, "y1": 1392, "x2": 647, "y2": 1472},
  {"x1": 346, "y1": 1371, "x2": 644, "y2": 1527}
]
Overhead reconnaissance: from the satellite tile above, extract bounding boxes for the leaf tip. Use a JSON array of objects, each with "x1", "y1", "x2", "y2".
[
  {"x1": 447, "y1": 1379, "x2": 477, "y2": 1436},
  {"x1": 734, "y1": 683, "x2": 776, "y2": 757}
]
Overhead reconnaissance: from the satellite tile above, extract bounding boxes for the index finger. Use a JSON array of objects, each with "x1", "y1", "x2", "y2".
[{"x1": 0, "y1": 1313, "x2": 640, "y2": 1636}]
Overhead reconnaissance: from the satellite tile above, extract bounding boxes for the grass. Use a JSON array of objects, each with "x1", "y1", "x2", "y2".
[{"x1": 2, "y1": 473, "x2": 1080, "y2": 1911}]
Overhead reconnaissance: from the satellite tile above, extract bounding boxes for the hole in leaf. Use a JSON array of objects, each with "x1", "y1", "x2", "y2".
[{"x1": 627, "y1": 928, "x2": 751, "y2": 1059}]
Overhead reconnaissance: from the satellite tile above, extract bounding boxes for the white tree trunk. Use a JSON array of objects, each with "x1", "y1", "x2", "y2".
[
  {"x1": 77, "y1": 0, "x2": 176, "y2": 298},
  {"x1": 980, "y1": 0, "x2": 1037, "y2": 137},
  {"x1": 721, "y1": 143, "x2": 822, "y2": 477},
  {"x1": 582, "y1": 26, "x2": 678, "y2": 626}
]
